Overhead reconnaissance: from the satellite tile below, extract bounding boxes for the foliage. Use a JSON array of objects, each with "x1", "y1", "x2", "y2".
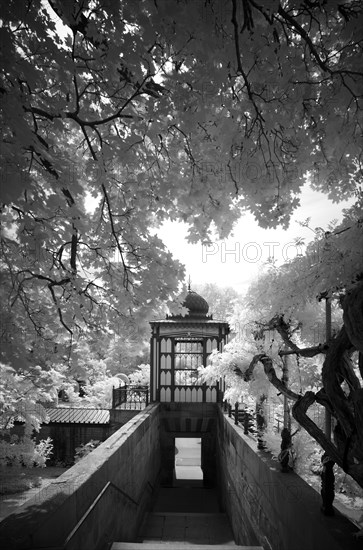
[
  {"x1": 32, "y1": 437, "x2": 54, "y2": 467},
  {"x1": 202, "y1": 332, "x2": 322, "y2": 405},
  {"x1": 74, "y1": 439, "x2": 101, "y2": 463},
  {"x1": 67, "y1": 363, "x2": 150, "y2": 408},
  {"x1": 193, "y1": 283, "x2": 241, "y2": 321},
  {"x1": 0, "y1": 363, "x2": 63, "y2": 433},
  {"x1": 1, "y1": 0, "x2": 362, "y2": 354},
  {"x1": 104, "y1": 335, "x2": 150, "y2": 377},
  {"x1": 128, "y1": 363, "x2": 151, "y2": 386},
  {"x1": 0, "y1": 435, "x2": 53, "y2": 468},
  {"x1": 80, "y1": 376, "x2": 123, "y2": 408},
  {"x1": 54, "y1": 332, "x2": 150, "y2": 405}
]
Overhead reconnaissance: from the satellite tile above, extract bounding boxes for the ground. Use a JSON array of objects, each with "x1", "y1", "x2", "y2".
[{"x1": 0, "y1": 466, "x2": 68, "y2": 521}]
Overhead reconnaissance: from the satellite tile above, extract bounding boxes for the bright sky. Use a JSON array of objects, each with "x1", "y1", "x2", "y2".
[{"x1": 157, "y1": 183, "x2": 353, "y2": 295}]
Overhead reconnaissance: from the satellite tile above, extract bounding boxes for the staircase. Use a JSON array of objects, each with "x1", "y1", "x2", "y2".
[{"x1": 110, "y1": 483, "x2": 263, "y2": 550}]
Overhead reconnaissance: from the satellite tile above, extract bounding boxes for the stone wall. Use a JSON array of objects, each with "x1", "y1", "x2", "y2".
[
  {"x1": 216, "y1": 408, "x2": 361, "y2": 550},
  {"x1": 0, "y1": 404, "x2": 161, "y2": 550}
]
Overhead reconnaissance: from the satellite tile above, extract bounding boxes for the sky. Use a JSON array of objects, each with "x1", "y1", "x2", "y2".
[{"x1": 157, "y1": 183, "x2": 353, "y2": 295}]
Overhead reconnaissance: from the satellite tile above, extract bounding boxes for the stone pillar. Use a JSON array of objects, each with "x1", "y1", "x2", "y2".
[
  {"x1": 160, "y1": 432, "x2": 175, "y2": 486},
  {"x1": 201, "y1": 432, "x2": 216, "y2": 488}
]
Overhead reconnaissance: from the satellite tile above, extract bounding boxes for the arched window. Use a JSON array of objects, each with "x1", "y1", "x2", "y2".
[{"x1": 174, "y1": 339, "x2": 204, "y2": 386}]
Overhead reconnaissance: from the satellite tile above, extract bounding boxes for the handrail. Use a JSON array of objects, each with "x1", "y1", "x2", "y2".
[
  {"x1": 63, "y1": 482, "x2": 111, "y2": 545},
  {"x1": 107, "y1": 479, "x2": 154, "y2": 507},
  {"x1": 63, "y1": 479, "x2": 154, "y2": 547},
  {"x1": 109, "y1": 481, "x2": 138, "y2": 506}
]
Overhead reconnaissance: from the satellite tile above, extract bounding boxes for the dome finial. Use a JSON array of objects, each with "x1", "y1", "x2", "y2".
[{"x1": 187, "y1": 275, "x2": 191, "y2": 292}]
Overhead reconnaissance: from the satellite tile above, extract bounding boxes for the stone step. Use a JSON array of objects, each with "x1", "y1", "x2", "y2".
[
  {"x1": 139, "y1": 511, "x2": 235, "y2": 544},
  {"x1": 111, "y1": 543, "x2": 263, "y2": 550},
  {"x1": 152, "y1": 486, "x2": 220, "y2": 513}
]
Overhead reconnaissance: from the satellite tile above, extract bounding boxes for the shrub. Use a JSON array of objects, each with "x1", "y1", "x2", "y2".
[
  {"x1": 0, "y1": 435, "x2": 53, "y2": 468},
  {"x1": 74, "y1": 439, "x2": 101, "y2": 463}
]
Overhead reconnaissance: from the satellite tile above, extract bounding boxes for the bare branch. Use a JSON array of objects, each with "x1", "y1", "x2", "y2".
[{"x1": 48, "y1": 283, "x2": 73, "y2": 336}]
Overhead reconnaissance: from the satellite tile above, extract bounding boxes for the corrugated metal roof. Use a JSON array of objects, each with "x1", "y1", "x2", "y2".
[{"x1": 45, "y1": 408, "x2": 110, "y2": 424}]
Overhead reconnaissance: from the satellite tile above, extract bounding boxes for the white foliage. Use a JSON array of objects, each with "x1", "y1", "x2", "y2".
[
  {"x1": 128, "y1": 364, "x2": 150, "y2": 386},
  {"x1": 0, "y1": 435, "x2": 53, "y2": 468},
  {"x1": 81, "y1": 376, "x2": 123, "y2": 409},
  {"x1": 0, "y1": 363, "x2": 64, "y2": 433}
]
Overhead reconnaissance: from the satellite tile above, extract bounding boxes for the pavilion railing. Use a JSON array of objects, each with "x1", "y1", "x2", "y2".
[
  {"x1": 112, "y1": 384, "x2": 149, "y2": 410},
  {"x1": 157, "y1": 382, "x2": 223, "y2": 403}
]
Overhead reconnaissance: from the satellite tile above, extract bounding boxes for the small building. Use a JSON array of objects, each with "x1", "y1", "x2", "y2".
[
  {"x1": 12, "y1": 407, "x2": 142, "y2": 465},
  {"x1": 149, "y1": 288, "x2": 230, "y2": 403},
  {"x1": 39, "y1": 408, "x2": 112, "y2": 464}
]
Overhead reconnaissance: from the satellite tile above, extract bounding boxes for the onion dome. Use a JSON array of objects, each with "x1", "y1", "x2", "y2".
[{"x1": 183, "y1": 290, "x2": 209, "y2": 318}]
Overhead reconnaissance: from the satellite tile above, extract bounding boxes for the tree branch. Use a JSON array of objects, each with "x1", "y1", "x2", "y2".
[
  {"x1": 342, "y1": 281, "x2": 363, "y2": 354},
  {"x1": 240, "y1": 353, "x2": 301, "y2": 401},
  {"x1": 231, "y1": 0, "x2": 243, "y2": 73},
  {"x1": 101, "y1": 183, "x2": 129, "y2": 290},
  {"x1": 277, "y1": 5, "x2": 330, "y2": 74},
  {"x1": 322, "y1": 325, "x2": 357, "y2": 438},
  {"x1": 259, "y1": 315, "x2": 328, "y2": 357},
  {"x1": 61, "y1": 188, "x2": 78, "y2": 274},
  {"x1": 292, "y1": 392, "x2": 343, "y2": 466}
]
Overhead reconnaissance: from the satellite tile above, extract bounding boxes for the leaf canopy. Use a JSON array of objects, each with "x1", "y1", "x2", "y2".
[{"x1": 0, "y1": 0, "x2": 362, "y2": 365}]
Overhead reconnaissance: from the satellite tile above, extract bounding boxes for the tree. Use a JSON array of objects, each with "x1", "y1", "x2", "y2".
[
  {"x1": 193, "y1": 283, "x2": 241, "y2": 321},
  {"x1": 105, "y1": 336, "x2": 149, "y2": 377},
  {"x1": 2, "y1": 0, "x2": 362, "y2": 342},
  {"x1": 0, "y1": 361, "x2": 60, "y2": 470},
  {"x1": 202, "y1": 204, "x2": 363, "y2": 487},
  {"x1": 0, "y1": 2, "x2": 362, "y2": 448}
]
